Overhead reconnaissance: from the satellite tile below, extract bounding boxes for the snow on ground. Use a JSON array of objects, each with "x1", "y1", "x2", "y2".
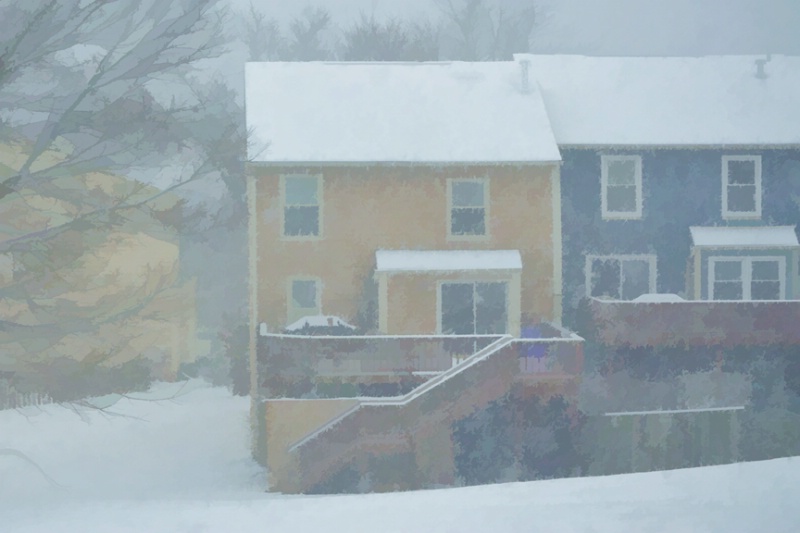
[
  {"x1": 0, "y1": 380, "x2": 263, "y2": 502},
  {"x1": 2, "y1": 380, "x2": 798, "y2": 533}
]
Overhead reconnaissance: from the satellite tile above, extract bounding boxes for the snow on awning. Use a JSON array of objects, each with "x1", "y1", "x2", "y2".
[
  {"x1": 690, "y1": 226, "x2": 799, "y2": 248},
  {"x1": 375, "y1": 250, "x2": 522, "y2": 273}
]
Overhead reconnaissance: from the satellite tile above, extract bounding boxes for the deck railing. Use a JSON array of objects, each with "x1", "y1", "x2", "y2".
[
  {"x1": 257, "y1": 333, "x2": 503, "y2": 397},
  {"x1": 515, "y1": 337, "x2": 584, "y2": 376},
  {"x1": 0, "y1": 380, "x2": 53, "y2": 410},
  {"x1": 262, "y1": 332, "x2": 585, "y2": 492},
  {"x1": 588, "y1": 297, "x2": 800, "y2": 347}
]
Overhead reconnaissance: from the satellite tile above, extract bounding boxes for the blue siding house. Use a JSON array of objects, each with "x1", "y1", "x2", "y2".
[
  {"x1": 559, "y1": 148, "x2": 800, "y2": 326},
  {"x1": 520, "y1": 55, "x2": 800, "y2": 335},
  {"x1": 516, "y1": 55, "x2": 800, "y2": 472}
]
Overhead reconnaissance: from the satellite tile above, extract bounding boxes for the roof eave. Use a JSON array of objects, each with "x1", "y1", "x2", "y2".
[
  {"x1": 558, "y1": 143, "x2": 800, "y2": 150},
  {"x1": 246, "y1": 159, "x2": 562, "y2": 167},
  {"x1": 375, "y1": 267, "x2": 523, "y2": 274},
  {"x1": 692, "y1": 244, "x2": 800, "y2": 249}
]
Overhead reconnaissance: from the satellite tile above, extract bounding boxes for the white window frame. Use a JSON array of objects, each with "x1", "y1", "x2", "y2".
[
  {"x1": 447, "y1": 177, "x2": 490, "y2": 241},
  {"x1": 286, "y1": 276, "x2": 322, "y2": 324},
  {"x1": 708, "y1": 256, "x2": 785, "y2": 301},
  {"x1": 280, "y1": 173, "x2": 323, "y2": 240},
  {"x1": 721, "y1": 155, "x2": 761, "y2": 220},
  {"x1": 584, "y1": 254, "x2": 658, "y2": 300},
  {"x1": 600, "y1": 155, "x2": 643, "y2": 220}
]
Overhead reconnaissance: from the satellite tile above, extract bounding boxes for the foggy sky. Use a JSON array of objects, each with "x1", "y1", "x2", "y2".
[{"x1": 227, "y1": 0, "x2": 800, "y2": 56}]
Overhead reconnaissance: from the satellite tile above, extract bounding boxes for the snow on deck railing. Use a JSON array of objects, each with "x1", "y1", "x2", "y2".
[
  {"x1": 260, "y1": 332, "x2": 507, "y2": 340},
  {"x1": 357, "y1": 337, "x2": 517, "y2": 407},
  {"x1": 526, "y1": 321, "x2": 584, "y2": 340},
  {"x1": 604, "y1": 406, "x2": 746, "y2": 416},
  {"x1": 591, "y1": 296, "x2": 800, "y2": 304}
]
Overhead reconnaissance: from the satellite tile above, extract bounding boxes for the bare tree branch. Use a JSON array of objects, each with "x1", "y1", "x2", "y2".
[
  {"x1": 0, "y1": 0, "x2": 244, "y2": 387},
  {"x1": 0, "y1": 448, "x2": 63, "y2": 487},
  {"x1": 0, "y1": 0, "x2": 228, "y2": 195}
]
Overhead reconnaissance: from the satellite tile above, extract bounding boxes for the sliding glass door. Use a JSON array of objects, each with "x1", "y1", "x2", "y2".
[{"x1": 440, "y1": 281, "x2": 508, "y2": 335}]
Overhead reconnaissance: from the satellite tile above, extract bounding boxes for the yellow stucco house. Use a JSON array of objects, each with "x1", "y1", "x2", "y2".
[
  {"x1": 245, "y1": 58, "x2": 583, "y2": 493},
  {"x1": 247, "y1": 59, "x2": 564, "y2": 337}
]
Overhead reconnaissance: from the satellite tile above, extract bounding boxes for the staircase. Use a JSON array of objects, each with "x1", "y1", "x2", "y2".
[
  {"x1": 272, "y1": 336, "x2": 526, "y2": 492},
  {"x1": 261, "y1": 331, "x2": 585, "y2": 493}
]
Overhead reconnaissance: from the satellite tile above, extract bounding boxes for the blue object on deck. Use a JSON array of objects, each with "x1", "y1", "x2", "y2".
[{"x1": 521, "y1": 325, "x2": 546, "y2": 359}]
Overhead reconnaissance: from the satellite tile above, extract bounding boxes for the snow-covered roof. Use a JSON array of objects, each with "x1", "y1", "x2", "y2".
[
  {"x1": 518, "y1": 54, "x2": 800, "y2": 146},
  {"x1": 375, "y1": 250, "x2": 522, "y2": 273},
  {"x1": 245, "y1": 61, "x2": 561, "y2": 163},
  {"x1": 690, "y1": 226, "x2": 800, "y2": 248}
]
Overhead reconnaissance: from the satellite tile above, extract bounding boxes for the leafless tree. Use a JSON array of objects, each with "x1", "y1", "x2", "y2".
[
  {"x1": 0, "y1": 0, "x2": 245, "y2": 391},
  {"x1": 287, "y1": 7, "x2": 333, "y2": 61},
  {"x1": 340, "y1": 14, "x2": 442, "y2": 61},
  {"x1": 0, "y1": 0, "x2": 230, "y2": 196},
  {"x1": 437, "y1": 0, "x2": 537, "y2": 60},
  {"x1": 406, "y1": 20, "x2": 444, "y2": 61},
  {"x1": 240, "y1": 2, "x2": 285, "y2": 61},
  {"x1": 238, "y1": 5, "x2": 333, "y2": 61}
]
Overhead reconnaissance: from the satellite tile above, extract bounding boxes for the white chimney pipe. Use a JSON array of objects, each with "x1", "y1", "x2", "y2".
[
  {"x1": 755, "y1": 54, "x2": 772, "y2": 79},
  {"x1": 519, "y1": 58, "x2": 531, "y2": 93}
]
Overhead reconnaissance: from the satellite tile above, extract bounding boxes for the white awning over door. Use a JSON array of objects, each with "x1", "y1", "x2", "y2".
[{"x1": 375, "y1": 250, "x2": 522, "y2": 273}]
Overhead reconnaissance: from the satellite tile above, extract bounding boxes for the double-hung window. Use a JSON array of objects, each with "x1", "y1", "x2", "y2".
[
  {"x1": 282, "y1": 174, "x2": 321, "y2": 238},
  {"x1": 586, "y1": 254, "x2": 657, "y2": 300},
  {"x1": 722, "y1": 156, "x2": 761, "y2": 219},
  {"x1": 448, "y1": 179, "x2": 488, "y2": 238},
  {"x1": 601, "y1": 155, "x2": 642, "y2": 219},
  {"x1": 288, "y1": 278, "x2": 320, "y2": 324},
  {"x1": 709, "y1": 257, "x2": 784, "y2": 300}
]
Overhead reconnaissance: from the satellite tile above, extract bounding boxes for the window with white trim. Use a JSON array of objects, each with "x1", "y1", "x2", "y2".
[
  {"x1": 448, "y1": 178, "x2": 488, "y2": 238},
  {"x1": 288, "y1": 278, "x2": 320, "y2": 323},
  {"x1": 601, "y1": 155, "x2": 642, "y2": 219},
  {"x1": 586, "y1": 254, "x2": 657, "y2": 300},
  {"x1": 722, "y1": 156, "x2": 761, "y2": 219},
  {"x1": 709, "y1": 257, "x2": 784, "y2": 300},
  {"x1": 282, "y1": 174, "x2": 321, "y2": 237}
]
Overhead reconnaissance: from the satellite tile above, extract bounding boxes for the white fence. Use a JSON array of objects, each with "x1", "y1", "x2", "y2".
[{"x1": 0, "y1": 380, "x2": 53, "y2": 410}]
